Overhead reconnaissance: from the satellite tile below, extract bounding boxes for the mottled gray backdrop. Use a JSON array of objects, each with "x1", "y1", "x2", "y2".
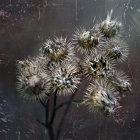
[{"x1": 0, "y1": 0, "x2": 140, "y2": 139}]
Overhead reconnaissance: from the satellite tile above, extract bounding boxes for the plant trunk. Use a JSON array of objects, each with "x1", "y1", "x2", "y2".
[{"x1": 47, "y1": 126, "x2": 54, "y2": 140}]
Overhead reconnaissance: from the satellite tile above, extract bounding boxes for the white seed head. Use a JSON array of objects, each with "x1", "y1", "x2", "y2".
[
  {"x1": 90, "y1": 24, "x2": 105, "y2": 46},
  {"x1": 100, "y1": 10, "x2": 122, "y2": 38},
  {"x1": 82, "y1": 49, "x2": 114, "y2": 80},
  {"x1": 83, "y1": 80, "x2": 119, "y2": 115},
  {"x1": 40, "y1": 37, "x2": 74, "y2": 62},
  {"x1": 16, "y1": 57, "x2": 51, "y2": 100},
  {"x1": 50, "y1": 62, "x2": 81, "y2": 96},
  {"x1": 73, "y1": 27, "x2": 94, "y2": 54},
  {"x1": 73, "y1": 26, "x2": 105, "y2": 54},
  {"x1": 104, "y1": 38, "x2": 129, "y2": 62},
  {"x1": 107, "y1": 70, "x2": 131, "y2": 93}
]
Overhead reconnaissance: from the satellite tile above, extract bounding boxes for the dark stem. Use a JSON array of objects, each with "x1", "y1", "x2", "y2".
[
  {"x1": 37, "y1": 120, "x2": 46, "y2": 127},
  {"x1": 56, "y1": 88, "x2": 78, "y2": 140},
  {"x1": 39, "y1": 89, "x2": 80, "y2": 140},
  {"x1": 55, "y1": 99, "x2": 83, "y2": 111},
  {"x1": 40, "y1": 99, "x2": 47, "y2": 108},
  {"x1": 55, "y1": 101, "x2": 70, "y2": 111},
  {"x1": 46, "y1": 96, "x2": 56, "y2": 140},
  {"x1": 45, "y1": 99, "x2": 49, "y2": 126},
  {"x1": 47, "y1": 126, "x2": 55, "y2": 140},
  {"x1": 49, "y1": 91, "x2": 57, "y2": 125},
  {"x1": 40, "y1": 97, "x2": 55, "y2": 140}
]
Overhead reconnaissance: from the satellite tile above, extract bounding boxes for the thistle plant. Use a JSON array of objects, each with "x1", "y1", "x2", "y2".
[{"x1": 16, "y1": 10, "x2": 131, "y2": 140}]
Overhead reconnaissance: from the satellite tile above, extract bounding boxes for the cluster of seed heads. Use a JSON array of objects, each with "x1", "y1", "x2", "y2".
[{"x1": 16, "y1": 10, "x2": 131, "y2": 115}]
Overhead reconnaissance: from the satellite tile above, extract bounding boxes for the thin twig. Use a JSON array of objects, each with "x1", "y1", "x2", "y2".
[
  {"x1": 55, "y1": 99, "x2": 83, "y2": 111},
  {"x1": 47, "y1": 126, "x2": 55, "y2": 140},
  {"x1": 55, "y1": 101, "x2": 70, "y2": 111},
  {"x1": 49, "y1": 91, "x2": 57, "y2": 125},
  {"x1": 38, "y1": 93, "x2": 56, "y2": 140},
  {"x1": 56, "y1": 88, "x2": 79, "y2": 140},
  {"x1": 37, "y1": 120, "x2": 46, "y2": 127},
  {"x1": 38, "y1": 98, "x2": 49, "y2": 127},
  {"x1": 45, "y1": 99, "x2": 49, "y2": 126},
  {"x1": 40, "y1": 99, "x2": 47, "y2": 107}
]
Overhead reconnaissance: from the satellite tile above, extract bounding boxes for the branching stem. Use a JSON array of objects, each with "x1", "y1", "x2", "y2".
[
  {"x1": 56, "y1": 88, "x2": 78, "y2": 140},
  {"x1": 38, "y1": 88, "x2": 80, "y2": 140}
]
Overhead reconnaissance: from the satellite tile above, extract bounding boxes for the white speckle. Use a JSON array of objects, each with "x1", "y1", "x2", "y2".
[
  {"x1": 137, "y1": 9, "x2": 140, "y2": 12},
  {"x1": 130, "y1": 6, "x2": 134, "y2": 10},
  {"x1": 132, "y1": 118, "x2": 135, "y2": 121}
]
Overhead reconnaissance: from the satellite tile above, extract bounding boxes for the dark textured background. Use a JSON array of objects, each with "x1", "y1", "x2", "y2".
[{"x1": 0, "y1": 0, "x2": 140, "y2": 139}]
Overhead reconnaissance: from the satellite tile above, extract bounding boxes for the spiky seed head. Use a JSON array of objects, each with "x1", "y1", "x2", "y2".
[
  {"x1": 83, "y1": 80, "x2": 119, "y2": 115},
  {"x1": 104, "y1": 38, "x2": 128, "y2": 62},
  {"x1": 73, "y1": 27, "x2": 94, "y2": 54},
  {"x1": 16, "y1": 57, "x2": 51, "y2": 100},
  {"x1": 107, "y1": 70, "x2": 131, "y2": 93},
  {"x1": 100, "y1": 10, "x2": 122, "y2": 38},
  {"x1": 45, "y1": 57, "x2": 81, "y2": 73},
  {"x1": 90, "y1": 24, "x2": 105, "y2": 46},
  {"x1": 83, "y1": 50, "x2": 114, "y2": 80},
  {"x1": 45, "y1": 60, "x2": 59, "y2": 72},
  {"x1": 40, "y1": 37, "x2": 74, "y2": 62},
  {"x1": 45, "y1": 57, "x2": 82, "y2": 73},
  {"x1": 71, "y1": 57, "x2": 83, "y2": 76},
  {"x1": 50, "y1": 62, "x2": 81, "y2": 96}
]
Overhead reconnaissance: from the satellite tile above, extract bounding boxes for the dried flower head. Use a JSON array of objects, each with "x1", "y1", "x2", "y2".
[
  {"x1": 73, "y1": 27, "x2": 94, "y2": 54},
  {"x1": 90, "y1": 24, "x2": 105, "y2": 46},
  {"x1": 100, "y1": 10, "x2": 122, "y2": 38},
  {"x1": 50, "y1": 62, "x2": 81, "y2": 96},
  {"x1": 16, "y1": 57, "x2": 51, "y2": 100},
  {"x1": 104, "y1": 38, "x2": 128, "y2": 62},
  {"x1": 83, "y1": 80, "x2": 119, "y2": 115},
  {"x1": 71, "y1": 57, "x2": 83, "y2": 76},
  {"x1": 73, "y1": 26, "x2": 105, "y2": 54},
  {"x1": 83, "y1": 50, "x2": 114, "y2": 80},
  {"x1": 107, "y1": 70, "x2": 131, "y2": 93},
  {"x1": 40, "y1": 37, "x2": 74, "y2": 62}
]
